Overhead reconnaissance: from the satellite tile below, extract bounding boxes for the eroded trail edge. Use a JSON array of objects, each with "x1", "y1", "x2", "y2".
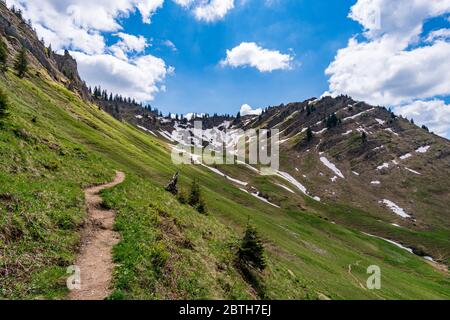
[{"x1": 68, "y1": 171, "x2": 125, "y2": 300}]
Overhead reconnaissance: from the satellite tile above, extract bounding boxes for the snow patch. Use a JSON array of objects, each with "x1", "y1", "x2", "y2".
[
  {"x1": 364, "y1": 233, "x2": 413, "y2": 254},
  {"x1": 385, "y1": 128, "x2": 399, "y2": 136},
  {"x1": 276, "y1": 183, "x2": 295, "y2": 194},
  {"x1": 380, "y1": 200, "x2": 411, "y2": 218},
  {"x1": 405, "y1": 167, "x2": 421, "y2": 175},
  {"x1": 373, "y1": 145, "x2": 384, "y2": 151},
  {"x1": 320, "y1": 157, "x2": 345, "y2": 179},
  {"x1": 201, "y1": 164, "x2": 248, "y2": 186},
  {"x1": 277, "y1": 171, "x2": 308, "y2": 195},
  {"x1": 313, "y1": 128, "x2": 328, "y2": 135},
  {"x1": 375, "y1": 118, "x2": 386, "y2": 125},
  {"x1": 240, "y1": 188, "x2": 279, "y2": 208},
  {"x1": 137, "y1": 125, "x2": 157, "y2": 137},
  {"x1": 342, "y1": 129, "x2": 353, "y2": 136},
  {"x1": 377, "y1": 163, "x2": 389, "y2": 170},
  {"x1": 343, "y1": 108, "x2": 375, "y2": 121},
  {"x1": 416, "y1": 146, "x2": 430, "y2": 153},
  {"x1": 159, "y1": 130, "x2": 175, "y2": 142},
  {"x1": 400, "y1": 153, "x2": 412, "y2": 160}
]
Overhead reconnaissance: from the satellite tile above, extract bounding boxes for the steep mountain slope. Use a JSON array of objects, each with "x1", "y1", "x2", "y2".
[
  {"x1": 0, "y1": 3, "x2": 448, "y2": 300},
  {"x1": 150, "y1": 97, "x2": 450, "y2": 265}
]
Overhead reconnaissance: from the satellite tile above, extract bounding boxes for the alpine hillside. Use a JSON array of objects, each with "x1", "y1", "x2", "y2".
[{"x1": 0, "y1": 3, "x2": 449, "y2": 300}]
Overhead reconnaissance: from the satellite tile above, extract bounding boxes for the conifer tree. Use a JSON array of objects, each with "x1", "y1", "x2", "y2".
[
  {"x1": 0, "y1": 88, "x2": 9, "y2": 122},
  {"x1": 0, "y1": 37, "x2": 8, "y2": 70},
  {"x1": 361, "y1": 132, "x2": 367, "y2": 144},
  {"x1": 188, "y1": 179, "x2": 207, "y2": 214},
  {"x1": 306, "y1": 127, "x2": 313, "y2": 142},
  {"x1": 14, "y1": 46, "x2": 28, "y2": 78},
  {"x1": 238, "y1": 223, "x2": 266, "y2": 271}
]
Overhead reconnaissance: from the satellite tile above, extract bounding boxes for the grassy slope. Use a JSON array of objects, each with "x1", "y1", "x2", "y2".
[{"x1": 0, "y1": 68, "x2": 449, "y2": 300}]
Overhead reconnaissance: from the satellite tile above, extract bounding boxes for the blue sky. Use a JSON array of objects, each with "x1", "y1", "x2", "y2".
[
  {"x1": 6, "y1": 0, "x2": 450, "y2": 137},
  {"x1": 108, "y1": 0, "x2": 361, "y2": 115}
]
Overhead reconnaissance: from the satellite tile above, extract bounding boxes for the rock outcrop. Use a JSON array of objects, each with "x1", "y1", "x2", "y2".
[{"x1": 0, "y1": 2, "x2": 90, "y2": 101}]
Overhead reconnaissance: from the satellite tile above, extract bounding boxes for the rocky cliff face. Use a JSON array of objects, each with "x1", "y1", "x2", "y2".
[
  {"x1": 0, "y1": 2, "x2": 90, "y2": 100},
  {"x1": 53, "y1": 50, "x2": 91, "y2": 100}
]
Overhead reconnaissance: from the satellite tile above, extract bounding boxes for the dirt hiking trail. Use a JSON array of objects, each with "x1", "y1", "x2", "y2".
[{"x1": 68, "y1": 171, "x2": 125, "y2": 300}]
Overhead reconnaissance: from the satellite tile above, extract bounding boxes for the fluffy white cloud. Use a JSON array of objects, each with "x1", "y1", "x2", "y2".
[
  {"x1": 221, "y1": 42, "x2": 293, "y2": 72},
  {"x1": 136, "y1": 0, "x2": 164, "y2": 23},
  {"x1": 174, "y1": 0, "x2": 234, "y2": 22},
  {"x1": 6, "y1": 0, "x2": 174, "y2": 102},
  {"x1": 395, "y1": 100, "x2": 450, "y2": 137},
  {"x1": 110, "y1": 33, "x2": 149, "y2": 60},
  {"x1": 5, "y1": 0, "x2": 164, "y2": 53},
  {"x1": 72, "y1": 51, "x2": 174, "y2": 101},
  {"x1": 240, "y1": 104, "x2": 262, "y2": 116},
  {"x1": 325, "y1": 0, "x2": 450, "y2": 137},
  {"x1": 349, "y1": 0, "x2": 450, "y2": 39}
]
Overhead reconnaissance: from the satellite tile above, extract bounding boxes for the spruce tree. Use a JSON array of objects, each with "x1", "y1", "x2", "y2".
[
  {"x1": 0, "y1": 37, "x2": 8, "y2": 70},
  {"x1": 188, "y1": 179, "x2": 207, "y2": 213},
  {"x1": 14, "y1": 46, "x2": 28, "y2": 78},
  {"x1": 361, "y1": 132, "x2": 367, "y2": 144},
  {"x1": 306, "y1": 127, "x2": 313, "y2": 142},
  {"x1": 188, "y1": 179, "x2": 200, "y2": 206},
  {"x1": 238, "y1": 223, "x2": 266, "y2": 271},
  {"x1": 0, "y1": 88, "x2": 9, "y2": 122}
]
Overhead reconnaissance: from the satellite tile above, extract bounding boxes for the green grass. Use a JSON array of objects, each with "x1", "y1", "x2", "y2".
[{"x1": 0, "y1": 67, "x2": 449, "y2": 300}]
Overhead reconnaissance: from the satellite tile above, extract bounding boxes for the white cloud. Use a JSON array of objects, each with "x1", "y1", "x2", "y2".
[
  {"x1": 110, "y1": 32, "x2": 149, "y2": 60},
  {"x1": 6, "y1": 0, "x2": 174, "y2": 102},
  {"x1": 72, "y1": 51, "x2": 174, "y2": 101},
  {"x1": 325, "y1": 0, "x2": 450, "y2": 137},
  {"x1": 136, "y1": 0, "x2": 164, "y2": 23},
  {"x1": 194, "y1": 0, "x2": 234, "y2": 22},
  {"x1": 162, "y1": 40, "x2": 177, "y2": 51},
  {"x1": 240, "y1": 104, "x2": 262, "y2": 116},
  {"x1": 174, "y1": 0, "x2": 234, "y2": 22},
  {"x1": 221, "y1": 42, "x2": 293, "y2": 72},
  {"x1": 426, "y1": 28, "x2": 450, "y2": 42},
  {"x1": 5, "y1": 0, "x2": 163, "y2": 53},
  {"x1": 395, "y1": 100, "x2": 450, "y2": 137}
]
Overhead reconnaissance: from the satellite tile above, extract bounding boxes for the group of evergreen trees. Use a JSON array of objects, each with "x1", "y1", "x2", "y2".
[{"x1": 325, "y1": 113, "x2": 341, "y2": 129}]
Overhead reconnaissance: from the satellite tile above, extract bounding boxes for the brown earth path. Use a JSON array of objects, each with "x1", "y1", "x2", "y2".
[{"x1": 68, "y1": 171, "x2": 125, "y2": 300}]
